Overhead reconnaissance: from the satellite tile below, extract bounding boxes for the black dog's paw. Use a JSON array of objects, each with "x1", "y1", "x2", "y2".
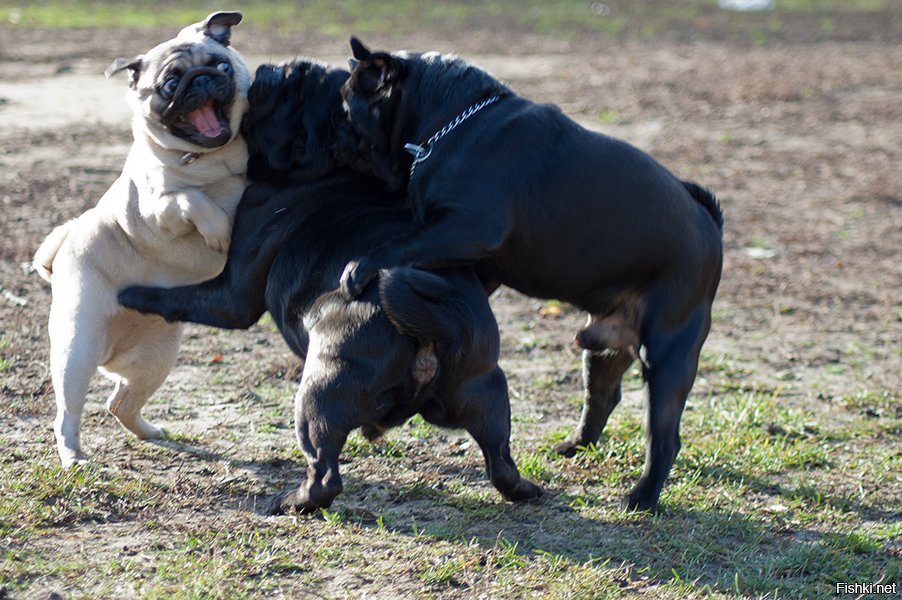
[
  {"x1": 118, "y1": 286, "x2": 183, "y2": 322},
  {"x1": 507, "y1": 477, "x2": 543, "y2": 502},
  {"x1": 267, "y1": 488, "x2": 331, "y2": 516},
  {"x1": 119, "y1": 286, "x2": 164, "y2": 312},
  {"x1": 620, "y1": 492, "x2": 660, "y2": 514},
  {"x1": 340, "y1": 258, "x2": 378, "y2": 298},
  {"x1": 551, "y1": 438, "x2": 582, "y2": 458}
]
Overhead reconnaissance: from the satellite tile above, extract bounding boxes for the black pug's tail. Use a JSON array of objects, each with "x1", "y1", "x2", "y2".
[
  {"x1": 682, "y1": 181, "x2": 724, "y2": 233},
  {"x1": 378, "y1": 267, "x2": 465, "y2": 344}
]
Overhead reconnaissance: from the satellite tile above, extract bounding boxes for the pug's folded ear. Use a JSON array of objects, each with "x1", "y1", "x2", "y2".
[
  {"x1": 202, "y1": 11, "x2": 242, "y2": 47},
  {"x1": 105, "y1": 56, "x2": 144, "y2": 89}
]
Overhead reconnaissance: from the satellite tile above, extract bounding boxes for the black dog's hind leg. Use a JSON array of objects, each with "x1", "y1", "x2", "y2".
[
  {"x1": 554, "y1": 349, "x2": 633, "y2": 456},
  {"x1": 623, "y1": 305, "x2": 711, "y2": 512},
  {"x1": 450, "y1": 368, "x2": 542, "y2": 502},
  {"x1": 269, "y1": 381, "x2": 351, "y2": 515}
]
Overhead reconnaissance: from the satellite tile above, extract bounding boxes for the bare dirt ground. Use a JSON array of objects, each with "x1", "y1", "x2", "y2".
[{"x1": 0, "y1": 19, "x2": 899, "y2": 598}]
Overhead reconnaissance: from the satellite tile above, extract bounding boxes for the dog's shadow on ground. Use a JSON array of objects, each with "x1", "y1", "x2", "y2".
[{"x1": 145, "y1": 436, "x2": 895, "y2": 596}]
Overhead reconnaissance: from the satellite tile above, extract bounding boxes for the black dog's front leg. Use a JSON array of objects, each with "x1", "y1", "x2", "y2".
[
  {"x1": 119, "y1": 232, "x2": 272, "y2": 328},
  {"x1": 268, "y1": 369, "x2": 354, "y2": 515},
  {"x1": 340, "y1": 207, "x2": 510, "y2": 297},
  {"x1": 120, "y1": 185, "x2": 301, "y2": 328},
  {"x1": 119, "y1": 273, "x2": 268, "y2": 330}
]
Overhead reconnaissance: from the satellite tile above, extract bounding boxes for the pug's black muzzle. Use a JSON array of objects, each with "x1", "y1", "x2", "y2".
[{"x1": 161, "y1": 65, "x2": 236, "y2": 148}]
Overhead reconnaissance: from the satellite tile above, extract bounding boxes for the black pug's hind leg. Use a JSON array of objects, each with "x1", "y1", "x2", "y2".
[
  {"x1": 554, "y1": 349, "x2": 633, "y2": 456},
  {"x1": 623, "y1": 305, "x2": 711, "y2": 512},
  {"x1": 455, "y1": 368, "x2": 542, "y2": 502},
  {"x1": 269, "y1": 381, "x2": 351, "y2": 515}
]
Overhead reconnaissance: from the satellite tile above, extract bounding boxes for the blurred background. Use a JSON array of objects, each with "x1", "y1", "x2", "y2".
[{"x1": 1, "y1": 0, "x2": 898, "y2": 41}]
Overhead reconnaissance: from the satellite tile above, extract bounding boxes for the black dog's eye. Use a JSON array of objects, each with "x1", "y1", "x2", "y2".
[
  {"x1": 161, "y1": 77, "x2": 179, "y2": 99},
  {"x1": 216, "y1": 61, "x2": 232, "y2": 74}
]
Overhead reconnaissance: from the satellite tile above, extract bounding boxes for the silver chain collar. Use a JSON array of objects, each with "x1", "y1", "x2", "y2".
[{"x1": 403, "y1": 94, "x2": 502, "y2": 178}]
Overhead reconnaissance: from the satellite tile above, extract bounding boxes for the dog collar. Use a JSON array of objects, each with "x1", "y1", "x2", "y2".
[
  {"x1": 403, "y1": 94, "x2": 502, "y2": 178},
  {"x1": 180, "y1": 151, "x2": 204, "y2": 165}
]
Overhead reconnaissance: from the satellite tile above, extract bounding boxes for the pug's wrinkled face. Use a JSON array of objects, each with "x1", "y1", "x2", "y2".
[
  {"x1": 140, "y1": 43, "x2": 241, "y2": 148},
  {"x1": 107, "y1": 11, "x2": 250, "y2": 151}
]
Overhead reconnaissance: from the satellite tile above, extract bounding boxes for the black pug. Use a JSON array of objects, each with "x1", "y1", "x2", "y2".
[
  {"x1": 339, "y1": 39, "x2": 725, "y2": 512},
  {"x1": 119, "y1": 59, "x2": 541, "y2": 513}
]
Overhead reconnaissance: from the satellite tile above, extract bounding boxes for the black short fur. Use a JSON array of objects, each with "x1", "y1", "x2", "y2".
[
  {"x1": 340, "y1": 39, "x2": 725, "y2": 512},
  {"x1": 119, "y1": 59, "x2": 541, "y2": 513}
]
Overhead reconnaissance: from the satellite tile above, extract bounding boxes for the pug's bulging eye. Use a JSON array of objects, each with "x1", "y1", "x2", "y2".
[
  {"x1": 161, "y1": 78, "x2": 179, "y2": 98},
  {"x1": 216, "y1": 61, "x2": 232, "y2": 74}
]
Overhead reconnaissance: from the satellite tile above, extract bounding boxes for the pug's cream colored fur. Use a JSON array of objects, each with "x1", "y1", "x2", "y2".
[{"x1": 33, "y1": 13, "x2": 250, "y2": 466}]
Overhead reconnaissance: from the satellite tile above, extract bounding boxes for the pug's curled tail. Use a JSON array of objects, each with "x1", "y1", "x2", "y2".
[
  {"x1": 378, "y1": 267, "x2": 463, "y2": 345},
  {"x1": 33, "y1": 220, "x2": 75, "y2": 282},
  {"x1": 682, "y1": 180, "x2": 724, "y2": 234}
]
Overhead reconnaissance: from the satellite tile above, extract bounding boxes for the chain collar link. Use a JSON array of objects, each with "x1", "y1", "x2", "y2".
[{"x1": 403, "y1": 94, "x2": 502, "y2": 179}]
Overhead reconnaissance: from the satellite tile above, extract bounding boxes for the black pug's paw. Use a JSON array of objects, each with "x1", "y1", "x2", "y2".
[
  {"x1": 340, "y1": 258, "x2": 379, "y2": 298},
  {"x1": 551, "y1": 438, "x2": 582, "y2": 458},
  {"x1": 620, "y1": 480, "x2": 661, "y2": 514},
  {"x1": 504, "y1": 477, "x2": 544, "y2": 502},
  {"x1": 267, "y1": 487, "x2": 335, "y2": 516},
  {"x1": 118, "y1": 286, "x2": 184, "y2": 322}
]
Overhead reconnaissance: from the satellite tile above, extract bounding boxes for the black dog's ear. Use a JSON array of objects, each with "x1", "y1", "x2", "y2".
[
  {"x1": 202, "y1": 11, "x2": 242, "y2": 47},
  {"x1": 370, "y1": 52, "x2": 406, "y2": 86},
  {"x1": 105, "y1": 55, "x2": 144, "y2": 89},
  {"x1": 349, "y1": 36, "x2": 371, "y2": 60},
  {"x1": 349, "y1": 37, "x2": 404, "y2": 85}
]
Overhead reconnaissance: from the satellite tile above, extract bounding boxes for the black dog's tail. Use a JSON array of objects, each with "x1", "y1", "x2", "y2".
[
  {"x1": 682, "y1": 181, "x2": 724, "y2": 233},
  {"x1": 378, "y1": 267, "x2": 465, "y2": 345}
]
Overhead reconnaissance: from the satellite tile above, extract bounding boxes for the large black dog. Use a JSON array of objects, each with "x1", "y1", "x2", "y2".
[
  {"x1": 340, "y1": 39, "x2": 724, "y2": 512},
  {"x1": 119, "y1": 59, "x2": 541, "y2": 513}
]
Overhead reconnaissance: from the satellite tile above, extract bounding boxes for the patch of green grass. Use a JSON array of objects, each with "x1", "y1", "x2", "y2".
[
  {"x1": 0, "y1": 452, "x2": 157, "y2": 539},
  {"x1": 164, "y1": 428, "x2": 203, "y2": 443},
  {"x1": 137, "y1": 527, "x2": 309, "y2": 597},
  {"x1": 839, "y1": 389, "x2": 900, "y2": 416},
  {"x1": 510, "y1": 412, "x2": 542, "y2": 424},
  {"x1": 342, "y1": 432, "x2": 407, "y2": 459},
  {"x1": 252, "y1": 381, "x2": 291, "y2": 404},
  {"x1": 418, "y1": 556, "x2": 473, "y2": 585},
  {"x1": 256, "y1": 422, "x2": 280, "y2": 435},
  {"x1": 516, "y1": 451, "x2": 552, "y2": 482},
  {"x1": 406, "y1": 414, "x2": 437, "y2": 439},
  {"x1": 0, "y1": 337, "x2": 10, "y2": 371},
  {"x1": 597, "y1": 110, "x2": 622, "y2": 125},
  {"x1": 675, "y1": 390, "x2": 835, "y2": 489}
]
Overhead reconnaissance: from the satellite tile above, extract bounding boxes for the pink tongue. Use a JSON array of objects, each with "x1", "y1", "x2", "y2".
[{"x1": 189, "y1": 102, "x2": 225, "y2": 138}]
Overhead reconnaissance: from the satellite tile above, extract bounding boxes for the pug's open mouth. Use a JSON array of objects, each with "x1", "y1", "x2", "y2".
[{"x1": 170, "y1": 100, "x2": 232, "y2": 148}]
